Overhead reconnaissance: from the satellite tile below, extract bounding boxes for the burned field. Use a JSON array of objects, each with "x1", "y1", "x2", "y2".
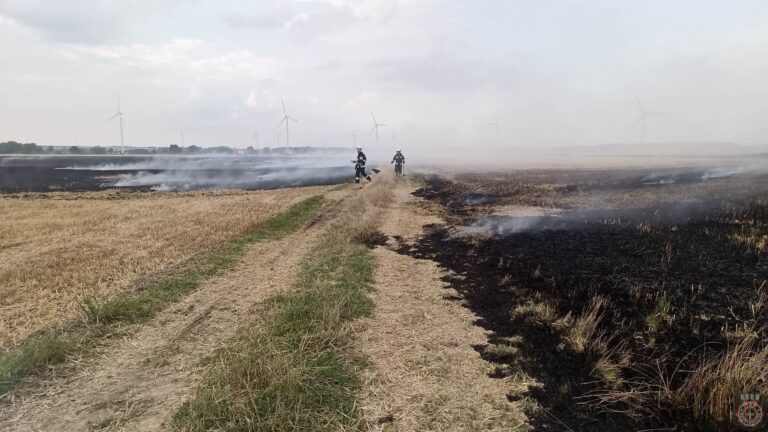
[
  {"x1": 0, "y1": 155, "x2": 349, "y2": 193},
  {"x1": 406, "y1": 167, "x2": 768, "y2": 430}
]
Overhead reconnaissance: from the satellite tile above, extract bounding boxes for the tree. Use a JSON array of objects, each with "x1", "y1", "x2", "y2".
[
  {"x1": 0, "y1": 141, "x2": 43, "y2": 154},
  {"x1": 169, "y1": 144, "x2": 182, "y2": 154},
  {"x1": 68, "y1": 146, "x2": 82, "y2": 154}
]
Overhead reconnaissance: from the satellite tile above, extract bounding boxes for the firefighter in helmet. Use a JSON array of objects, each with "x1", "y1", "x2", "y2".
[{"x1": 353, "y1": 146, "x2": 372, "y2": 183}]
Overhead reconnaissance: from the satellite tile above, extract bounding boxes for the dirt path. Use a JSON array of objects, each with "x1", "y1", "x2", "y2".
[
  {"x1": 0, "y1": 190, "x2": 350, "y2": 432},
  {"x1": 358, "y1": 180, "x2": 528, "y2": 432}
]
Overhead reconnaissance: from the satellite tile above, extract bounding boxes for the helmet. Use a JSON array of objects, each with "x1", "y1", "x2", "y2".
[
  {"x1": 356, "y1": 146, "x2": 362, "y2": 150},
  {"x1": 397, "y1": 149, "x2": 401, "y2": 152}
]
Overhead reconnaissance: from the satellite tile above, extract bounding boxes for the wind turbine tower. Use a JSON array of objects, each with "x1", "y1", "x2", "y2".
[
  {"x1": 635, "y1": 96, "x2": 661, "y2": 143},
  {"x1": 275, "y1": 98, "x2": 297, "y2": 147},
  {"x1": 369, "y1": 112, "x2": 386, "y2": 145},
  {"x1": 107, "y1": 97, "x2": 125, "y2": 154},
  {"x1": 180, "y1": 130, "x2": 185, "y2": 147},
  {"x1": 488, "y1": 112, "x2": 500, "y2": 145}
]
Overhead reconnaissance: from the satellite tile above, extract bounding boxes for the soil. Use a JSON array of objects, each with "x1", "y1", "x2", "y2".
[
  {"x1": 0, "y1": 189, "x2": 352, "y2": 432},
  {"x1": 357, "y1": 181, "x2": 528, "y2": 431}
]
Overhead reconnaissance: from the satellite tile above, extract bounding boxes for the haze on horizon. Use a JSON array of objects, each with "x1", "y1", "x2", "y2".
[{"x1": 1, "y1": 0, "x2": 767, "y2": 152}]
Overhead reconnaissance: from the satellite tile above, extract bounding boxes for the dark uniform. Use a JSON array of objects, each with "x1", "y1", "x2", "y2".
[
  {"x1": 355, "y1": 149, "x2": 372, "y2": 183},
  {"x1": 391, "y1": 151, "x2": 405, "y2": 175}
]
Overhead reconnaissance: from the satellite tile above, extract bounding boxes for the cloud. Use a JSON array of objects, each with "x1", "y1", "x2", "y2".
[
  {"x1": 224, "y1": 6, "x2": 296, "y2": 30},
  {"x1": 364, "y1": 54, "x2": 512, "y2": 91},
  {"x1": 70, "y1": 40, "x2": 282, "y2": 83},
  {"x1": 0, "y1": 0, "x2": 199, "y2": 43},
  {"x1": 246, "y1": 89, "x2": 279, "y2": 109},
  {"x1": 342, "y1": 90, "x2": 380, "y2": 111}
]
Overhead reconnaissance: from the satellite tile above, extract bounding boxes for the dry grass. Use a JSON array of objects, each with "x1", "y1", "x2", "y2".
[
  {"x1": 0, "y1": 187, "x2": 328, "y2": 349},
  {"x1": 584, "y1": 338, "x2": 768, "y2": 426},
  {"x1": 677, "y1": 338, "x2": 768, "y2": 424},
  {"x1": 562, "y1": 296, "x2": 607, "y2": 353},
  {"x1": 174, "y1": 175, "x2": 394, "y2": 431}
]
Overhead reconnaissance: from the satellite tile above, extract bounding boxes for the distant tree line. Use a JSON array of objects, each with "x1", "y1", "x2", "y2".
[{"x1": 1, "y1": 141, "x2": 348, "y2": 155}]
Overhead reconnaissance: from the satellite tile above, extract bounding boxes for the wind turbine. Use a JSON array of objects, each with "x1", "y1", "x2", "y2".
[
  {"x1": 107, "y1": 97, "x2": 125, "y2": 154},
  {"x1": 634, "y1": 96, "x2": 661, "y2": 143},
  {"x1": 252, "y1": 131, "x2": 259, "y2": 147},
  {"x1": 488, "y1": 112, "x2": 500, "y2": 145},
  {"x1": 369, "y1": 112, "x2": 386, "y2": 145},
  {"x1": 180, "y1": 130, "x2": 185, "y2": 146},
  {"x1": 275, "y1": 98, "x2": 297, "y2": 147}
]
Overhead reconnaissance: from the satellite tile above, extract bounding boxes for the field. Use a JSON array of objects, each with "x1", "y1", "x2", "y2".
[
  {"x1": 3, "y1": 161, "x2": 767, "y2": 431},
  {"x1": 405, "y1": 165, "x2": 768, "y2": 430},
  {"x1": 0, "y1": 186, "x2": 329, "y2": 349},
  {"x1": 0, "y1": 154, "x2": 349, "y2": 193}
]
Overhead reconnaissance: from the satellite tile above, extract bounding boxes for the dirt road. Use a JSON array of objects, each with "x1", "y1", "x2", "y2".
[
  {"x1": 0, "y1": 190, "x2": 350, "y2": 432},
  {"x1": 357, "y1": 180, "x2": 527, "y2": 431}
]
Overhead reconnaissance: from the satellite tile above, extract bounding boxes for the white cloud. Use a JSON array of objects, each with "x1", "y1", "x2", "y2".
[
  {"x1": 246, "y1": 89, "x2": 279, "y2": 109},
  {"x1": 0, "y1": 0, "x2": 192, "y2": 43},
  {"x1": 342, "y1": 90, "x2": 380, "y2": 111},
  {"x1": 70, "y1": 40, "x2": 282, "y2": 83}
]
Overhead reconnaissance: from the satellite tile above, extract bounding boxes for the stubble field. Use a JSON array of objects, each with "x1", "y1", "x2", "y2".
[
  {"x1": 404, "y1": 165, "x2": 768, "y2": 430},
  {"x1": 0, "y1": 186, "x2": 329, "y2": 350}
]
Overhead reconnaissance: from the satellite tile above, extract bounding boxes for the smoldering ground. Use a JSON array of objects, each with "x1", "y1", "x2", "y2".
[
  {"x1": 404, "y1": 167, "x2": 768, "y2": 430},
  {"x1": 0, "y1": 151, "x2": 363, "y2": 193}
]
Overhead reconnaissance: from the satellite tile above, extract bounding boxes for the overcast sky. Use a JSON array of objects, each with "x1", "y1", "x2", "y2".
[{"x1": 1, "y1": 0, "x2": 767, "y2": 150}]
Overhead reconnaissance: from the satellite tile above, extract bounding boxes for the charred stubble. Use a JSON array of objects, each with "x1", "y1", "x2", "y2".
[{"x1": 402, "y1": 173, "x2": 768, "y2": 431}]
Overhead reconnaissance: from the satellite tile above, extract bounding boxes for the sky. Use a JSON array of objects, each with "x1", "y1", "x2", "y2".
[{"x1": 1, "y1": 0, "x2": 767, "y2": 151}]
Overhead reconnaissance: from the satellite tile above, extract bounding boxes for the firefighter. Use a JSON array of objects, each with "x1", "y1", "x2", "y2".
[
  {"x1": 353, "y1": 146, "x2": 372, "y2": 183},
  {"x1": 391, "y1": 149, "x2": 405, "y2": 176}
]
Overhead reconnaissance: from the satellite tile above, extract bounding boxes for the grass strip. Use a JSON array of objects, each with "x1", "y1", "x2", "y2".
[
  {"x1": 0, "y1": 195, "x2": 325, "y2": 395},
  {"x1": 174, "y1": 179, "x2": 393, "y2": 431}
]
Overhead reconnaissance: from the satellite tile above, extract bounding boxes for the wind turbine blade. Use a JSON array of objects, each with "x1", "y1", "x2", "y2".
[
  {"x1": 371, "y1": 112, "x2": 377, "y2": 124},
  {"x1": 288, "y1": 116, "x2": 298, "y2": 122},
  {"x1": 275, "y1": 118, "x2": 286, "y2": 130},
  {"x1": 633, "y1": 115, "x2": 644, "y2": 126},
  {"x1": 281, "y1": 98, "x2": 287, "y2": 116},
  {"x1": 634, "y1": 96, "x2": 645, "y2": 113},
  {"x1": 107, "y1": 112, "x2": 120, "y2": 121},
  {"x1": 253, "y1": 131, "x2": 258, "y2": 140},
  {"x1": 369, "y1": 125, "x2": 376, "y2": 135}
]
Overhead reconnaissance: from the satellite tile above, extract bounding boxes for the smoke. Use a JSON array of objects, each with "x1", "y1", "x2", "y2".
[
  {"x1": 60, "y1": 151, "x2": 358, "y2": 191},
  {"x1": 463, "y1": 202, "x2": 717, "y2": 237},
  {"x1": 450, "y1": 193, "x2": 496, "y2": 206},
  {"x1": 638, "y1": 163, "x2": 768, "y2": 185}
]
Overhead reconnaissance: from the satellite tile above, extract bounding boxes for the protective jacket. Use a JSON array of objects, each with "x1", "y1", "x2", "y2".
[
  {"x1": 355, "y1": 151, "x2": 368, "y2": 168},
  {"x1": 392, "y1": 152, "x2": 405, "y2": 164}
]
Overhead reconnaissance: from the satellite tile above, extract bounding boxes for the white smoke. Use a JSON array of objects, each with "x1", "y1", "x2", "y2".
[{"x1": 60, "y1": 151, "x2": 361, "y2": 191}]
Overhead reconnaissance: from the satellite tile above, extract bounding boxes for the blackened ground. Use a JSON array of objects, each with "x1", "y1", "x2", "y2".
[
  {"x1": 417, "y1": 167, "x2": 768, "y2": 213},
  {"x1": 402, "y1": 174, "x2": 768, "y2": 431},
  {"x1": 0, "y1": 156, "x2": 350, "y2": 193},
  {"x1": 0, "y1": 156, "x2": 150, "y2": 192}
]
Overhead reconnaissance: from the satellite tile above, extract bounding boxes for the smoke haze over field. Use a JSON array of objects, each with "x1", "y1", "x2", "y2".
[{"x1": 1, "y1": 1, "x2": 768, "y2": 156}]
